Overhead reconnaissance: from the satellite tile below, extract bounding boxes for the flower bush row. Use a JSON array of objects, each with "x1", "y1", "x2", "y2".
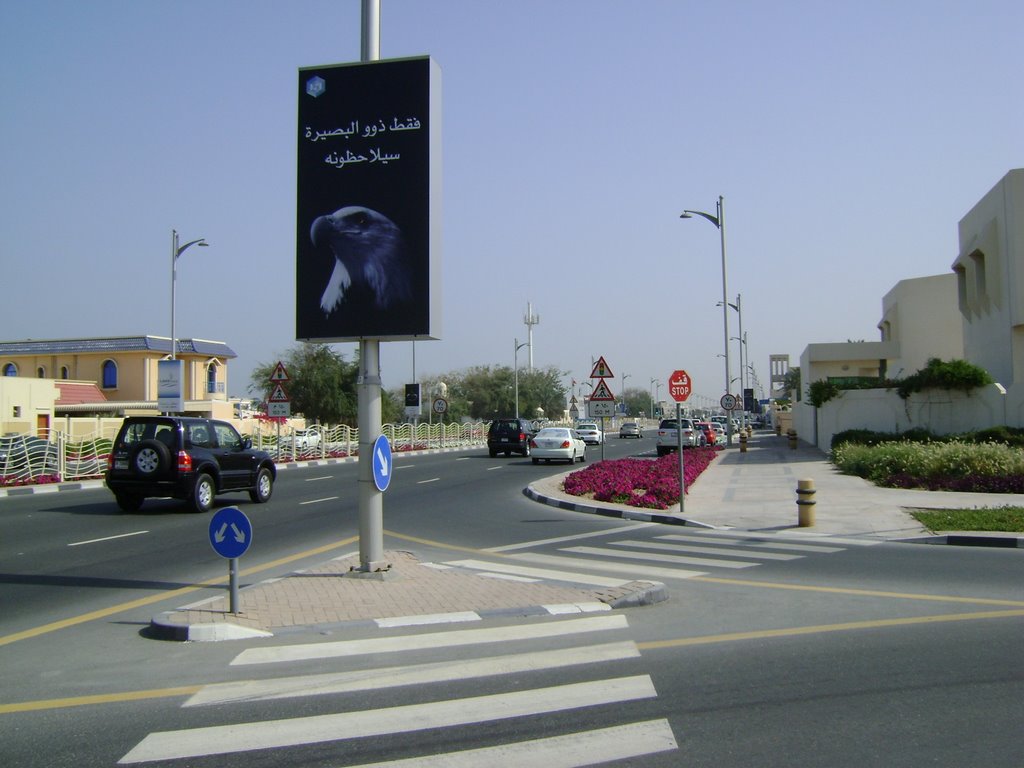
[
  {"x1": 562, "y1": 447, "x2": 721, "y2": 509},
  {"x1": 832, "y1": 439, "x2": 1024, "y2": 492}
]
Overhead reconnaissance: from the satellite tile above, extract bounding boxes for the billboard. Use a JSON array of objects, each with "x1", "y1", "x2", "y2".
[{"x1": 296, "y1": 56, "x2": 441, "y2": 342}]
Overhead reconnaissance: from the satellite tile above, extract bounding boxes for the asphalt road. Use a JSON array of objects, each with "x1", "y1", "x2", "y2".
[{"x1": 2, "y1": 436, "x2": 1023, "y2": 766}]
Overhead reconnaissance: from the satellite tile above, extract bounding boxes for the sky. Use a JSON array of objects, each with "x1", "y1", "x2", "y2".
[{"x1": 2, "y1": 0, "x2": 1022, "y2": 410}]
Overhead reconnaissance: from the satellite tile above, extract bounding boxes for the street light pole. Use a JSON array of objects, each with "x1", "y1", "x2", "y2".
[
  {"x1": 170, "y1": 229, "x2": 208, "y2": 361},
  {"x1": 681, "y1": 196, "x2": 733, "y2": 446}
]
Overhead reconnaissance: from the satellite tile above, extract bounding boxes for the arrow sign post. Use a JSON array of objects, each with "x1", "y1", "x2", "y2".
[
  {"x1": 372, "y1": 433, "x2": 393, "y2": 492},
  {"x1": 209, "y1": 506, "x2": 252, "y2": 614}
]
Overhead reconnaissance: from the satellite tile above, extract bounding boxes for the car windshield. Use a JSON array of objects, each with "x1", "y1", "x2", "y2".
[
  {"x1": 537, "y1": 428, "x2": 569, "y2": 438},
  {"x1": 577, "y1": 424, "x2": 597, "y2": 430}
]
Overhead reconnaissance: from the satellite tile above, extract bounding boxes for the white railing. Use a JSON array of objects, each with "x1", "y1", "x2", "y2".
[{"x1": 0, "y1": 421, "x2": 489, "y2": 488}]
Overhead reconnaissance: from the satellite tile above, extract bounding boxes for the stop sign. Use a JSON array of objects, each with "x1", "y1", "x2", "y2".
[{"x1": 668, "y1": 370, "x2": 692, "y2": 402}]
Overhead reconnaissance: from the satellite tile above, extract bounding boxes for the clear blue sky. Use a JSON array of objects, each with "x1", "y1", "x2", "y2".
[{"x1": 2, "y1": 1, "x2": 1021, "y2": 407}]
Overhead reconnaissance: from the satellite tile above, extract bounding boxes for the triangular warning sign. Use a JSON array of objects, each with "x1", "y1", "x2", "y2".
[
  {"x1": 268, "y1": 383, "x2": 290, "y2": 402},
  {"x1": 590, "y1": 379, "x2": 615, "y2": 401},
  {"x1": 270, "y1": 362, "x2": 290, "y2": 382},
  {"x1": 589, "y1": 356, "x2": 613, "y2": 379}
]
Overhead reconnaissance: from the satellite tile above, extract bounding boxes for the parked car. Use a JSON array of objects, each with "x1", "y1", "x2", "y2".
[
  {"x1": 105, "y1": 416, "x2": 276, "y2": 513},
  {"x1": 576, "y1": 422, "x2": 604, "y2": 444},
  {"x1": 656, "y1": 418, "x2": 698, "y2": 455},
  {"x1": 280, "y1": 428, "x2": 322, "y2": 456},
  {"x1": 694, "y1": 421, "x2": 716, "y2": 446},
  {"x1": 530, "y1": 427, "x2": 587, "y2": 464},
  {"x1": 487, "y1": 417, "x2": 536, "y2": 457},
  {"x1": 619, "y1": 422, "x2": 643, "y2": 439}
]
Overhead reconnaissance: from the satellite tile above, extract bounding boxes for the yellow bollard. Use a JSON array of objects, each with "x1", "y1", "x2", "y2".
[
  {"x1": 739, "y1": 432, "x2": 748, "y2": 453},
  {"x1": 775, "y1": 423, "x2": 782, "y2": 436},
  {"x1": 787, "y1": 428, "x2": 798, "y2": 450},
  {"x1": 797, "y1": 478, "x2": 816, "y2": 527}
]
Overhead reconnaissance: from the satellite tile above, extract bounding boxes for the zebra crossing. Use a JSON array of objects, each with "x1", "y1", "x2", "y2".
[
  {"x1": 457, "y1": 528, "x2": 881, "y2": 585},
  {"x1": 118, "y1": 614, "x2": 678, "y2": 765}
]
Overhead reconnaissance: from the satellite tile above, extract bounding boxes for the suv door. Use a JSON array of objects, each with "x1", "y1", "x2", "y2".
[{"x1": 210, "y1": 421, "x2": 251, "y2": 489}]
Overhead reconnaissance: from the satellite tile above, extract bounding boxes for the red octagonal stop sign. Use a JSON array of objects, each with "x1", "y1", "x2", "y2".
[{"x1": 668, "y1": 370, "x2": 692, "y2": 402}]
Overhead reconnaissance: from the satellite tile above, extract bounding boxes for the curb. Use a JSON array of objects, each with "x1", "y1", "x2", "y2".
[{"x1": 523, "y1": 483, "x2": 719, "y2": 529}]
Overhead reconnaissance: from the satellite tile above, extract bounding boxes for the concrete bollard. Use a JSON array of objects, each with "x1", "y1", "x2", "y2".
[
  {"x1": 796, "y1": 478, "x2": 816, "y2": 526},
  {"x1": 775, "y1": 423, "x2": 782, "y2": 436},
  {"x1": 787, "y1": 428, "x2": 798, "y2": 450},
  {"x1": 739, "y1": 432, "x2": 748, "y2": 453}
]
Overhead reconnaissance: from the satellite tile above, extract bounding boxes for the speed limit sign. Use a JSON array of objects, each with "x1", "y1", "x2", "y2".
[
  {"x1": 432, "y1": 397, "x2": 448, "y2": 414},
  {"x1": 720, "y1": 393, "x2": 739, "y2": 411}
]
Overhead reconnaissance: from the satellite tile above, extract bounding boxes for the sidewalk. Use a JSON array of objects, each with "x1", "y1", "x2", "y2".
[{"x1": 152, "y1": 431, "x2": 1023, "y2": 641}]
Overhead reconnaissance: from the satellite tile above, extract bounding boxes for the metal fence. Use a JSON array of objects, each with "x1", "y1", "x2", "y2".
[{"x1": 0, "y1": 421, "x2": 489, "y2": 487}]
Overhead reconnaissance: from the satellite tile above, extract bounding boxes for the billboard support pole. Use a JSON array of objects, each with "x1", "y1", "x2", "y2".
[{"x1": 354, "y1": 0, "x2": 387, "y2": 574}]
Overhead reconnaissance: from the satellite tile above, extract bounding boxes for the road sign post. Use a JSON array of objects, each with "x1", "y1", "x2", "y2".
[
  {"x1": 209, "y1": 507, "x2": 252, "y2": 614},
  {"x1": 667, "y1": 370, "x2": 693, "y2": 514}
]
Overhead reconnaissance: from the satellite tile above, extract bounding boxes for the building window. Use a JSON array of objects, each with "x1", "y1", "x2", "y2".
[
  {"x1": 60, "y1": 366, "x2": 70, "y2": 379},
  {"x1": 102, "y1": 359, "x2": 118, "y2": 389},
  {"x1": 3, "y1": 363, "x2": 17, "y2": 377},
  {"x1": 207, "y1": 362, "x2": 218, "y2": 394},
  {"x1": 37, "y1": 366, "x2": 46, "y2": 378}
]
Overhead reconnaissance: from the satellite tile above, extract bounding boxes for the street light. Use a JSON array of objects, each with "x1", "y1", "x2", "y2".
[
  {"x1": 681, "y1": 196, "x2": 732, "y2": 445},
  {"x1": 171, "y1": 229, "x2": 208, "y2": 360},
  {"x1": 650, "y1": 377, "x2": 662, "y2": 419},
  {"x1": 513, "y1": 338, "x2": 529, "y2": 418}
]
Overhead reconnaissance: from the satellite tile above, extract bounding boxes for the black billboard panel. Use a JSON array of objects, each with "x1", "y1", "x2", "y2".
[{"x1": 296, "y1": 56, "x2": 441, "y2": 342}]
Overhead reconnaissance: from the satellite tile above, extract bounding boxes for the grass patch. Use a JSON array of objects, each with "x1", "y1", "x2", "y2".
[{"x1": 910, "y1": 506, "x2": 1024, "y2": 532}]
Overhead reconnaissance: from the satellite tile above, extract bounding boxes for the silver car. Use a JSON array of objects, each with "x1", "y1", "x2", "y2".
[
  {"x1": 619, "y1": 422, "x2": 643, "y2": 438},
  {"x1": 530, "y1": 427, "x2": 587, "y2": 464}
]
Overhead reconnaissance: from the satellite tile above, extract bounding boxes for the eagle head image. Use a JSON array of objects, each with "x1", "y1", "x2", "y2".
[{"x1": 310, "y1": 205, "x2": 412, "y2": 315}]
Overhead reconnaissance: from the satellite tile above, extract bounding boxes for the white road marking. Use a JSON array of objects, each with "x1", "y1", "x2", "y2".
[
  {"x1": 613, "y1": 539, "x2": 803, "y2": 560},
  {"x1": 447, "y1": 559, "x2": 635, "y2": 588},
  {"x1": 67, "y1": 531, "x2": 148, "y2": 547},
  {"x1": 339, "y1": 719, "x2": 678, "y2": 767},
  {"x1": 377, "y1": 612, "x2": 480, "y2": 628},
  {"x1": 186, "y1": 642, "x2": 639, "y2": 707},
  {"x1": 119, "y1": 676, "x2": 657, "y2": 763},
  {"x1": 563, "y1": 545, "x2": 759, "y2": 569},
  {"x1": 299, "y1": 497, "x2": 339, "y2": 505},
  {"x1": 231, "y1": 614, "x2": 629, "y2": 665},
  {"x1": 658, "y1": 533, "x2": 845, "y2": 553},
  {"x1": 417, "y1": 477, "x2": 440, "y2": 484},
  {"x1": 508, "y1": 552, "x2": 706, "y2": 581},
  {"x1": 485, "y1": 522, "x2": 654, "y2": 552}
]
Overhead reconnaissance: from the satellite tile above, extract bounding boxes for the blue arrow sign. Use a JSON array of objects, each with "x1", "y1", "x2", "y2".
[
  {"x1": 209, "y1": 506, "x2": 252, "y2": 559},
  {"x1": 372, "y1": 433, "x2": 392, "y2": 492}
]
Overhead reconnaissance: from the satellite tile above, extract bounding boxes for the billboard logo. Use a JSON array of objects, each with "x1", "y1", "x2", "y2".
[{"x1": 305, "y1": 76, "x2": 326, "y2": 98}]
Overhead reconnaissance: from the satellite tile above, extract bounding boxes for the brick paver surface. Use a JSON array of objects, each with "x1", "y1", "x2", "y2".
[{"x1": 163, "y1": 550, "x2": 641, "y2": 631}]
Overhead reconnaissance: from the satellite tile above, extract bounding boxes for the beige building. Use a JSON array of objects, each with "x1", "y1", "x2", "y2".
[{"x1": 0, "y1": 335, "x2": 236, "y2": 433}]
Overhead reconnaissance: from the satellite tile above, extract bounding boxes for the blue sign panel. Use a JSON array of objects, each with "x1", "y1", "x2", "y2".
[
  {"x1": 209, "y1": 506, "x2": 253, "y2": 559},
  {"x1": 372, "y1": 433, "x2": 392, "y2": 492}
]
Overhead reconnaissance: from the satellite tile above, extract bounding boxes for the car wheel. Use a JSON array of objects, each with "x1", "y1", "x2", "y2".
[
  {"x1": 532, "y1": 458, "x2": 539, "y2": 465},
  {"x1": 190, "y1": 473, "x2": 215, "y2": 513},
  {"x1": 132, "y1": 439, "x2": 169, "y2": 477},
  {"x1": 249, "y1": 467, "x2": 273, "y2": 503},
  {"x1": 489, "y1": 448, "x2": 498, "y2": 458},
  {"x1": 115, "y1": 492, "x2": 144, "y2": 512}
]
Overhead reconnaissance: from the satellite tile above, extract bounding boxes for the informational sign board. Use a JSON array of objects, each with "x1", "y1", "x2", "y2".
[
  {"x1": 157, "y1": 359, "x2": 184, "y2": 413},
  {"x1": 296, "y1": 56, "x2": 442, "y2": 342},
  {"x1": 589, "y1": 400, "x2": 615, "y2": 417}
]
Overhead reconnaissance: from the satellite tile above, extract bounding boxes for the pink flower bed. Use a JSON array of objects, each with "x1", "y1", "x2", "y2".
[{"x1": 562, "y1": 447, "x2": 720, "y2": 509}]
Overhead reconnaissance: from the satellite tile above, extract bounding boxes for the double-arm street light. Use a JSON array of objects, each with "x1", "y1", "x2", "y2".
[
  {"x1": 171, "y1": 229, "x2": 209, "y2": 360},
  {"x1": 513, "y1": 338, "x2": 529, "y2": 418},
  {"x1": 681, "y1": 196, "x2": 733, "y2": 446}
]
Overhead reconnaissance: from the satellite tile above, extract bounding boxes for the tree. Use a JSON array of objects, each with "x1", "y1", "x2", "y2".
[{"x1": 249, "y1": 344, "x2": 357, "y2": 425}]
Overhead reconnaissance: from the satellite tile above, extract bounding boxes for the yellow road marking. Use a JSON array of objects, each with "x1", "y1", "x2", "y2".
[
  {"x1": 637, "y1": 609, "x2": 1024, "y2": 651},
  {"x1": 0, "y1": 536, "x2": 359, "y2": 648},
  {"x1": 0, "y1": 686, "x2": 202, "y2": 715},
  {"x1": 382, "y1": 529, "x2": 511, "y2": 557},
  {"x1": 692, "y1": 576, "x2": 1024, "y2": 607}
]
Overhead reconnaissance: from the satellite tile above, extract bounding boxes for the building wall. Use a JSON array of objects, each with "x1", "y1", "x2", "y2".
[
  {"x1": 878, "y1": 273, "x2": 963, "y2": 379},
  {"x1": 954, "y1": 169, "x2": 1024, "y2": 386},
  {"x1": 0, "y1": 378, "x2": 58, "y2": 435}
]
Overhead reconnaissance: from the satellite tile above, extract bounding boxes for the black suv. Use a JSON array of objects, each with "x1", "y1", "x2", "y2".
[
  {"x1": 105, "y1": 416, "x2": 276, "y2": 513},
  {"x1": 487, "y1": 417, "x2": 536, "y2": 458}
]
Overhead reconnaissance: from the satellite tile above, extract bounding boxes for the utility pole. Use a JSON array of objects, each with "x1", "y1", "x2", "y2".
[{"x1": 524, "y1": 302, "x2": 540, "y2": 372}]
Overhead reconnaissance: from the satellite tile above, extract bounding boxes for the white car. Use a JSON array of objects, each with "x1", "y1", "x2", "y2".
[
  {"x1": 530, "y1": 427, "x2": 587, "y2": 464},
  {"x1": 575, "y1": 422, "x2": 604, "y2": 445}
]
